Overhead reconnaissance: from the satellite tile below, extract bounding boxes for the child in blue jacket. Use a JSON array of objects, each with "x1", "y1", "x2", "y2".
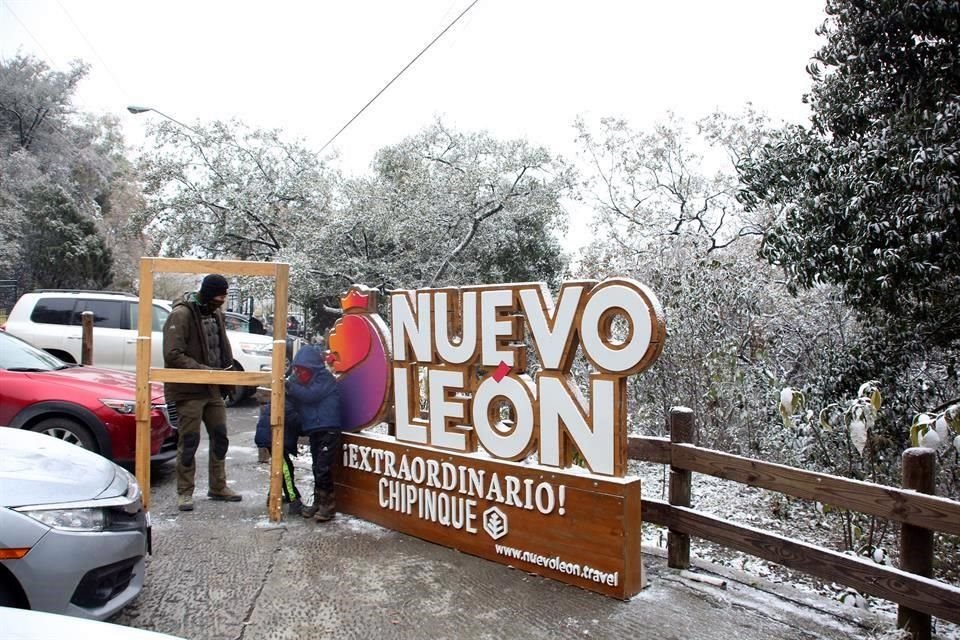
[
  {"x1": 285, "y1": 344, "x2": 341, "y2": 522},
  {"x1": 255, "y1": 397, "x2": 304, "y2": 514}
]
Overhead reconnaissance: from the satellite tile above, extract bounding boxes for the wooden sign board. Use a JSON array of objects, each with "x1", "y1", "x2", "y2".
[{"x1": 336, "y1": 432, "x2": 643, "y2": 599}]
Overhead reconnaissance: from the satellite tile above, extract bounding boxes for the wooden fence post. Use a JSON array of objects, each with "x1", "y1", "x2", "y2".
[
  {"x1": 898, "y1": 447, "x2": 936, "y2": 640},
  {"x1": 81, "y1": 310, "x2": 93, "y2": 365},
  {"x1": 668, "y1": 406, "x2": 694, "y2": 569}
]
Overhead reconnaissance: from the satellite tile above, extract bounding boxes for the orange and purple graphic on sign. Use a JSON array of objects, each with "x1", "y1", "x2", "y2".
[{"x1": 327, "y1": 286, "x2": 392, "y2": 431}]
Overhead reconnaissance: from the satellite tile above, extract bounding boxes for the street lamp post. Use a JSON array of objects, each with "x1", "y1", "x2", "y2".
[
  {"x1": 126, "y1": 105, "x2": 202, "y2": 136},
  {"x1": 126, "y1": 103, "x2": 257, "y2": 324}
]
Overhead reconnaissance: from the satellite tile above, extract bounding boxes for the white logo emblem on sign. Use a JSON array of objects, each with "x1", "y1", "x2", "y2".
[{"x1": 482, "y1": 506, "x2": 508, "y2": 540}]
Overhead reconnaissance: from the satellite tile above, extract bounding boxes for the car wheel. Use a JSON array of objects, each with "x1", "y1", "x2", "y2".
[
  {"x1": 29, "y1": 417, "x2": 97, "y2": 452},
  {"x1": 0, "y1": 576, "x2": 25, "y2": 609}
]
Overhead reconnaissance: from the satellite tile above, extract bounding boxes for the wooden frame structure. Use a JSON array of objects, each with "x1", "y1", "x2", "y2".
[{"x1": 134, "y1": 257, "x2": 290, "y2": 521}]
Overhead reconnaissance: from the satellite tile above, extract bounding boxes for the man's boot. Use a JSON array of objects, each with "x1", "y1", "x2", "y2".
[
  {"x1": 287, "y1": 498, "x2": 304, "y2": 516},
  {"x1": 208, "y1": 485, "x2": 242, "y2": 501},
  {"x1": 177, "y1": 493, "x2": 194, "y2": 512},
  {"x1": 207, "y1": 457, "x2": 243, "y2": 501},
  {"x1": 176, "y1": 460, "x2": 196, "y2": 499},
  {"x1": 176, "y1": 458, "x2": 196, "y2": 511},
  {"x1": 301, "y1": 485, "x2": 320, "y2": 518},
  {"x1": 315, "y1": 490, "x2": 336, "y2": 522}
]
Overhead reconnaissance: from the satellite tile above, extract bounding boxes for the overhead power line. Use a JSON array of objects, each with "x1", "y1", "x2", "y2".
[
  {"x1": 0, "y1": 3, "x2": 95, "y2": 166},
  {"x1": 318, "y1": 0, "x2": 481, "y2": 154},
  {"x1": 54, "y1": 0, "x2": 133, "y2": 102},
  {"x1": 2, "y1": 1, "x2": 56, "y2": 61}
]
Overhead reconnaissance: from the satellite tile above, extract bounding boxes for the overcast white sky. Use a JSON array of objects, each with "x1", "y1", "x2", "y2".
[{"x1": 1, "y1": 0, "x2": 827, "y2": 174}]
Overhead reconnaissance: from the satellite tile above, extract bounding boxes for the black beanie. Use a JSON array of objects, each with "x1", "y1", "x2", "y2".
[{"x1": 199, "y1": 274, "x2": 229, "y2": 301}]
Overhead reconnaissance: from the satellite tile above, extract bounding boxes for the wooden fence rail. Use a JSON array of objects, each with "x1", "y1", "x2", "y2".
[
  {"x1": 669, "y1": 444, "x2": 960, "y2": 536},
  {"x1": 627, "y1": 408, "x2": 960, "y2": 637}
]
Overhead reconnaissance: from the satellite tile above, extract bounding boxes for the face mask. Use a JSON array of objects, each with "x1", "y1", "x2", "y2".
[
  {"x1": 206, "y1": 298, "x2": 224, "y2": 310},
  {"x1": 293, "y1": 366, "x2": 312, "y2": 384}
]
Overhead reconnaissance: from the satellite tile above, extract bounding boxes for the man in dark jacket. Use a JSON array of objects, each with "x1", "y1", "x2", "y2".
[
  {"x1": 285, "y1": 345, "x2": 341, "y2": 522},
  {"x1": 163, "y1": 274, "x2": 243, "y2": 512}
]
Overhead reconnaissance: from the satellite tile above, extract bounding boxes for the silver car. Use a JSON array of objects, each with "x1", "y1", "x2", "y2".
[
  {"x1": 0, "y1": 428, "x2": 149, "y2": 620},
  {"x1": 3, "y1": 606, "x2": 184, "y2": 639}
]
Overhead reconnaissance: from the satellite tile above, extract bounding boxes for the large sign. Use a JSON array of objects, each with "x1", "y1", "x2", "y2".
[
  {"x1": 338, "y1": 434, "x2": 643, "y2": 598},
  {"x1": 328, "y1": 279, "x2": 664, "y2": 598}
]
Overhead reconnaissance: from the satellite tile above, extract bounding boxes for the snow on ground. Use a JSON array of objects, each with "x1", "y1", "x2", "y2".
[
  {"x1": 274, "y1": 431, "x2": 957, "y2": 637},
  {"x1": 629, "y1": 459, "x2": 960, "y2": 639}
]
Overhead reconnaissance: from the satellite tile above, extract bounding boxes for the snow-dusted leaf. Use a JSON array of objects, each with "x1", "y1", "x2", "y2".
[
  {"x1": 862, "y1": 405, "x2": 876, "y2": 430},
  {"x1": 849, "y1": 418, "x2": 867, "y2": 455},
  {"x1": 946, "y1": 405, "x2": 960, "y2": 434},
  {"x1": 839, "y1": 591, "x2": 856, "y2": 606},
  {"x1": 838, "y1": 588, "x2": 868, "y2": 610},
  {"x1": 779, "y1": 387, "x2": 800, "y2": 428},
  {"x1": 779, "y1": 387, "x2": 794, "y2": 413},
  {"x1": 935, "y1": 415, "x2": 949, "y2": 443},
  {"x1": 920, "y1": 428, "x2": 941, "y2": 449},
  {"x1": 954, "y1": 435, "x2": 960, "y2": 453},
  {"x1": 779, "y1": 410, "x2": 793, "y2": 429},
  {"x1": 910, "y1": 424, "x2": 921, "y2": 448},
  {"x1": 819, "y1": 408, "x2": 833, "y2": 431}
]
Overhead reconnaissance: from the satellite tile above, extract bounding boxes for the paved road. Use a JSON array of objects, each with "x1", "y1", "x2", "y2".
[{"x1": 110, "y1": 402, "x2": 886, "y2": 640}]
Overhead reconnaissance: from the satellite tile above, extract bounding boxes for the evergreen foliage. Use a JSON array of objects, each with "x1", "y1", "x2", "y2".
[
  {"x1": 0, "y1": 55, "x2": 124, "y2": 291},
  {"x1": 739, "y1": 0, "x2": 960, "y2": 351}
]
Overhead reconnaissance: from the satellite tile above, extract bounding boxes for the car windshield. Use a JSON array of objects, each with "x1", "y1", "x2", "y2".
[
  {"x1": 224, "y1": 314, "x2": 248, "y2": 332},
  {"x1": 132, "y1": 302, "x2": 171, "y2": 332},
  {"x1": 0, "y1": 331, "x2": 67, "y2": 371}
]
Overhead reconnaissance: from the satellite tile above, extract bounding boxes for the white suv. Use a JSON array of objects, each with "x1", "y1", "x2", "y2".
[{"x1": 2, "y1": 291, "x2": 274, "y2": 405}]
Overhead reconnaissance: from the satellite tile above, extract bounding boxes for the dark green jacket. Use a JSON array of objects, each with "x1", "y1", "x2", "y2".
[{"x1": 162, "y1": 293, "x2": 234, "y2": 402}]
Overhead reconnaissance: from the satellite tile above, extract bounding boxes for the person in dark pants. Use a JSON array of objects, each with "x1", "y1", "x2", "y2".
[
  {"x1": 254, "y1": 398, "x2": 304, "y2": 515},
  {"x1": 162, "y1": 274, "x2": 243, "y2": 512},
  {"x1": 284, "y1": 345, "x2": 341, "y2": 522},
  {"x1": 248, "y1": 315, "x2": 266, "y2": 335}
]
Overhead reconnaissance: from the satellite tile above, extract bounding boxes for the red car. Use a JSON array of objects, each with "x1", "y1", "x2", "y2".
[{"x1": 0, "y1": 331, "x2": 176, "y2": 464}]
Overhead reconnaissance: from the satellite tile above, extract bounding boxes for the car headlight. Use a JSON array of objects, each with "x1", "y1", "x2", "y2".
[
  {"x1": 104, "y1": 465, "x2": 141, "y2": 502},
  {"x1": 101, "y1": 398, "x2": 135, "y2": 414},
  {"x1": 240, "y1": 342, "x2": 273, "y2": 356},
  {"x1": 101, "y1": 399, "x2": 167, "y2": 418},
  {"x1": 22, "y1": 507, "x2": 107, "y2": 531}
]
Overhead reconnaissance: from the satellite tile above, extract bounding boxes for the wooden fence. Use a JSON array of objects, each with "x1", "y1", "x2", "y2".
[{"x1": 629, "y1": 407, "x2": 960, "y2": 639}]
